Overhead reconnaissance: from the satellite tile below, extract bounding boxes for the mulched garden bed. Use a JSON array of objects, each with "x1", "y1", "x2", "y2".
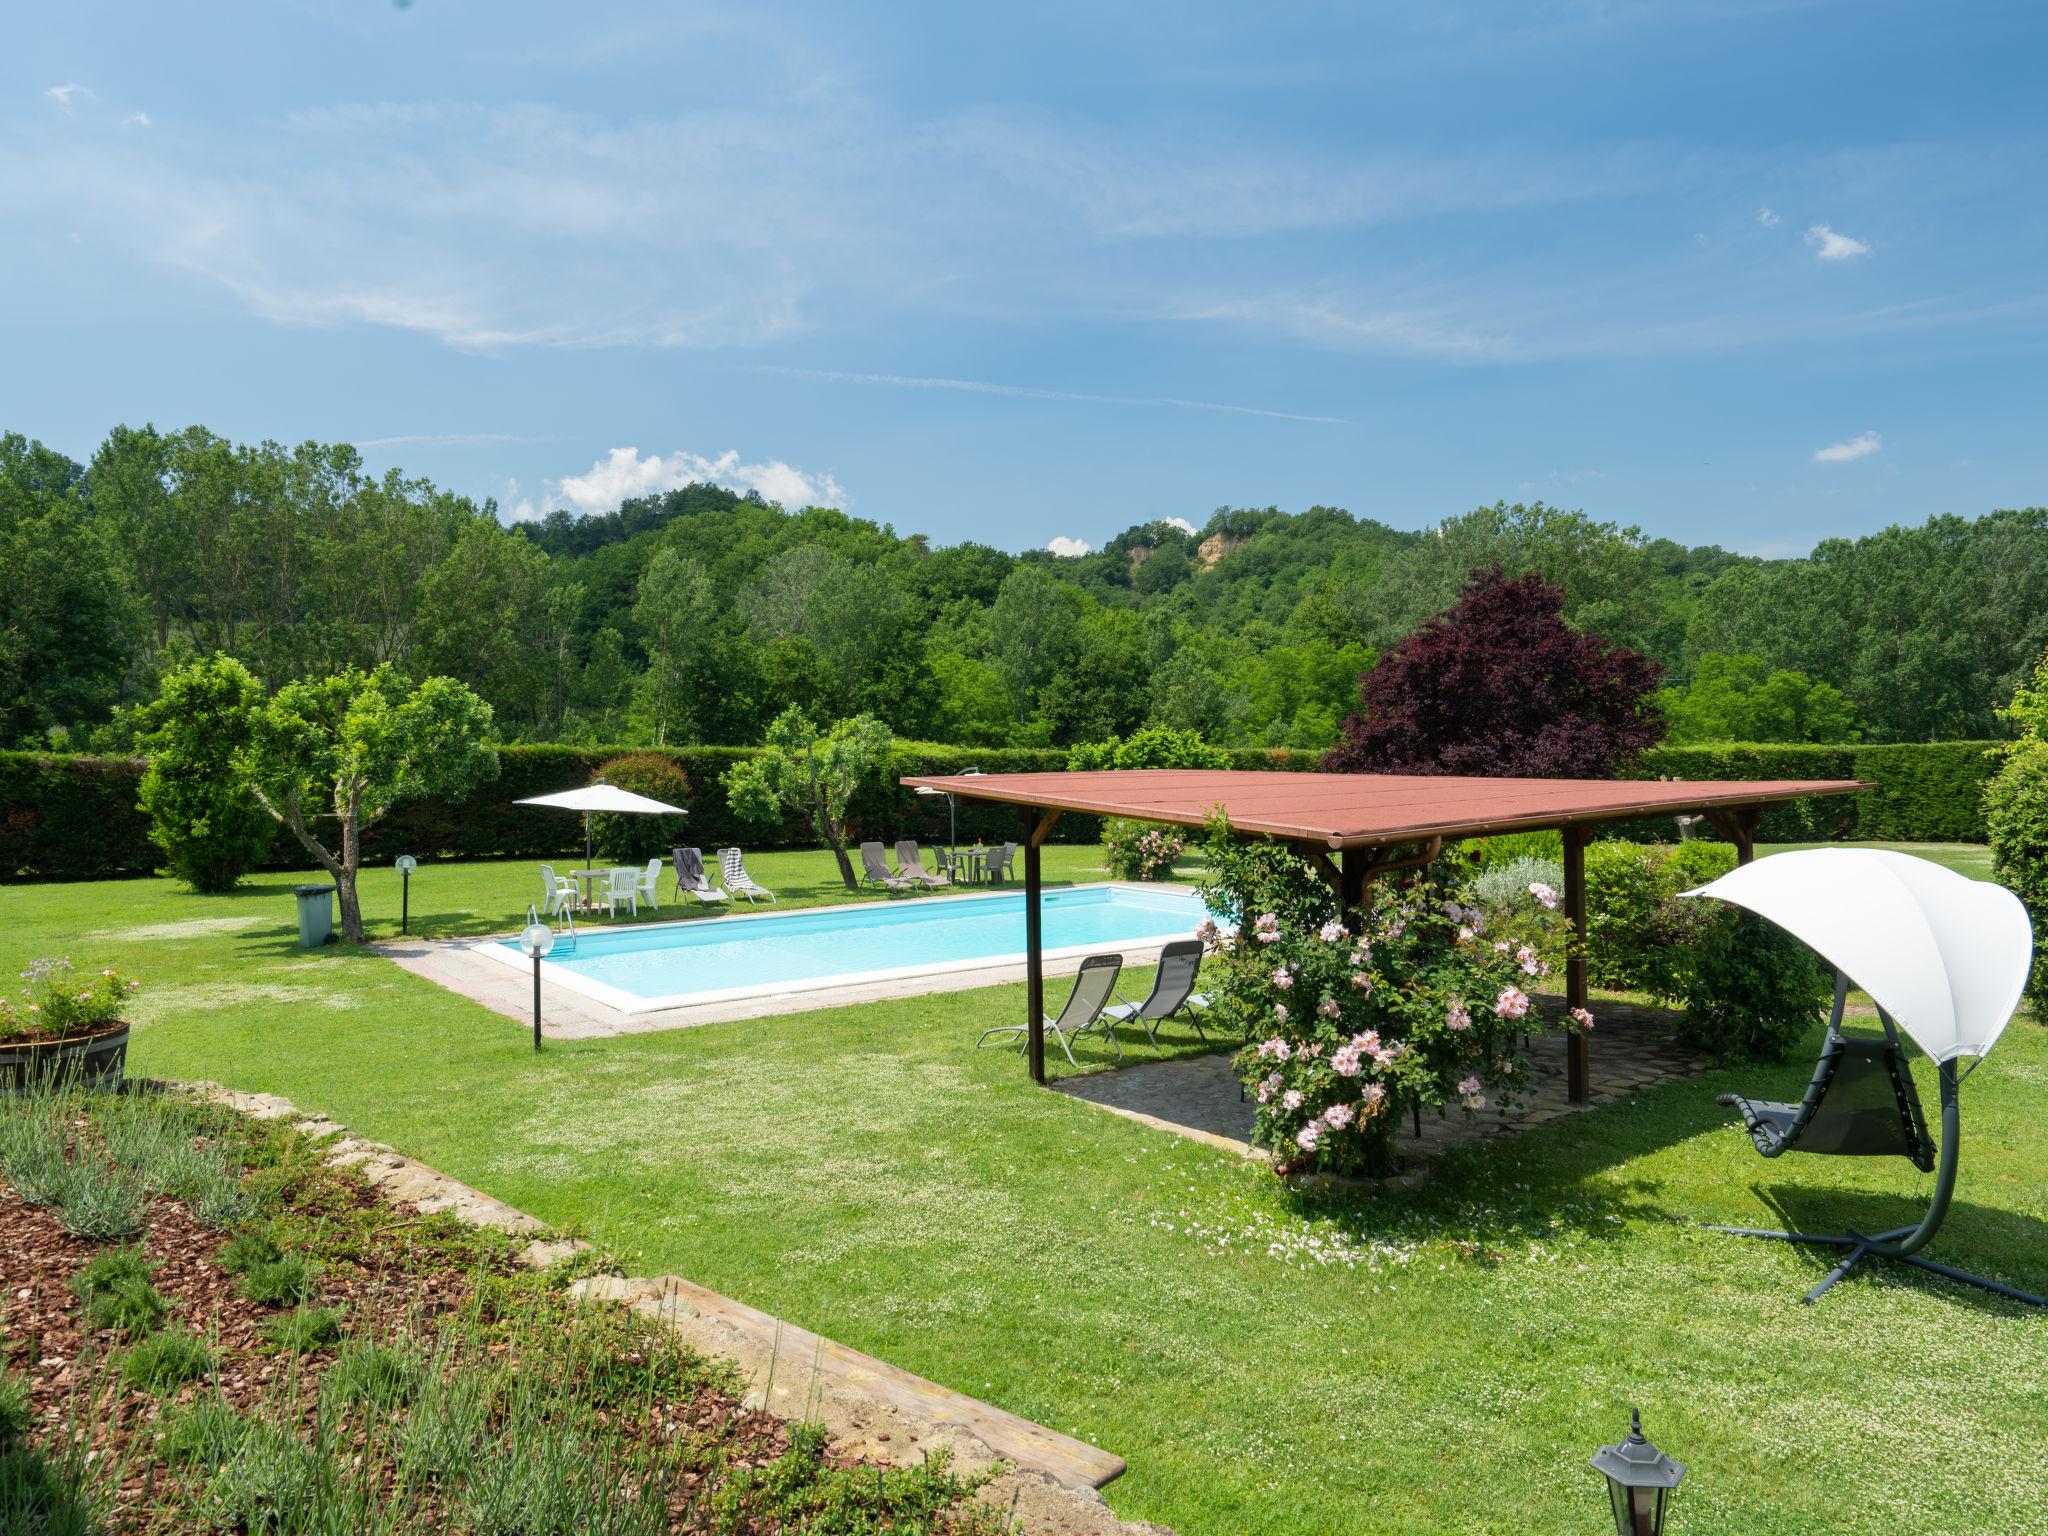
[{"x1": 0, "y1": 1088, "x2": 1002, "y2": 1534}]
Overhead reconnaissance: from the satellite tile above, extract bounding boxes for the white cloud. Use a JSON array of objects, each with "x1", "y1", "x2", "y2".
[
  {"x1": 1813, "y1": 431, "x2": 1881, "y2": 463},
  {"x1": 1806, "y1": 223, "x2": 1870, "y2": 261},
  {"x1": 1756, "y1": 205, "x2": 1780, "y2": 227},
  {"x1": 43, "y1": 83, "x2": 92, "y2": 109},
  {"x1": 123, "y1": 112, "x2": 151, "y2": 128},
  {"x1": 1045, "y1": 536, "x2": 1093, "y2": 558},
  {"x1": 547, "y1": 446, "x2": 846, "y2": 517},
  {"x1": 1162, "y1": 516, "x2": 1197, "y2": 534}
]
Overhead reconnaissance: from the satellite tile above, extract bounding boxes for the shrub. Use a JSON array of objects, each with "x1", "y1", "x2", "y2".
[
  {"x1": 218, "y1": 1225, "x2": 282, "y2": 1275},
  {"x1": 1464, "y1": 854, "x2": 1564, "y2": 916},
  {"x1": 262, "y1": 1305, "x2": 343, "y2": 1356},
  {"x1": 589, "y1": 752, "x2": 692, "y2": 863},
  {"x1": 1102, "y1": 818, "x2": 1187, "y2": 880},
  {"x1": 0, "y1": 1369, "x2": 29, "y2": 1445},
  {"x1": 134, "y1": 655, "x2": 274, "y2": 892},
  {"x1": 1669, "y1": 908, "x2": 1831, "y2": 1061},
  {"x1": 1204, "y1": 826, "x2": 1561, "y2": 1177},
  {"x1": 321, "y1": 1340, "x2": 419, "y2": 1411},
  {"x1": 54, "y1": 1158, "x2": 148, "y2": 1242},
  {"x1": 70, "y1": 1247, "x2": 168, "y2": 1339},
  {"x1": 0, "y1": 1106, "x2": 69, "y2": 1206},
  {"x1": 237, "y1": 1253, "x2": 320, "y2": 1308},
  {"x1": 157, "y1": 1399, "x2": 253, "y2": 1467},
  {"x1": 1582, "y1": 842, "x2": 1674, "y2": 994},
  {"x1": 1985, "y1": 738, "x2": 2048, "y2": 1013},
  {"x1": 711, "y1": 1421, "x2": 1000, "y2": 1535},
  {"x1": 1067, "y1": 726, "x2": 1228, "y2": 771},
  {"x1": 194, "y1": 1411, "x2": 346, "y2": 1532},
  {"x1": 121, "y1": 1324, "x2": 213, "y2": 1394}
]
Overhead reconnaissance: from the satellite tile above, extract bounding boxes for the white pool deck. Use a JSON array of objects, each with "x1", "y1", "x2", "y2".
[{"x1": 379, "y1": 883, "x2": 1207, "y2": 1040}]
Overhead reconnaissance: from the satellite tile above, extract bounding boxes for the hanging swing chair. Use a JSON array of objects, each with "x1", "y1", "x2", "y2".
[{"x1": 1686, "y1": 848, "x2": 2045, "y2": 1308}]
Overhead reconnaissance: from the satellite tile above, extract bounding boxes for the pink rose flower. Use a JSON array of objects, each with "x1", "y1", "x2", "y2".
[
  {"x1": 1318, "y1": 920, "x2": 1348, "y2": 944},
  {"x1": 1323, "y1": 1102, "x2": 1355, "y2": 1130},
  {"x1": 1529, "y1": 881, "x2": 1559, "y2": 910},
  {"x1": 1281, "y1": 1089, "x2": 1304, "y2": 1112},
  {"x1": 1317, "y1": 996, "x2": 1341, "y2": 1019},
  {"x1": 1495, "y1": 986, "x2": 1530, "y2": 1019},
  {"x1": 1445, "y1": 999, "x2": 1471, "y2": 1032},
  {"x1": 1295, "y1": 1122, "x2": 1323, "y2": 1152},
  {"x1": 1273, "y1": 1002, "x2": 1291, "y2": 1023},
  {"x1": 1272, "y1": 967, "x2": 1294, "y2": 989},
  {"x1": 1570, "y1": 1006, "x2": 1596, "y2": 1031}
]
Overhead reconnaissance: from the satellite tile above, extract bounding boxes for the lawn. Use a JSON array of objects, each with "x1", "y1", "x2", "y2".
[{"x1": 5, "y1": 844, "x2": 2045, "y2": 1534}]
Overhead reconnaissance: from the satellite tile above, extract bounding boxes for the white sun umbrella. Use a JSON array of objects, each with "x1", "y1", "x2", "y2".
[
  {"x1": 1684, "y1": 847, "x2": 2031, "y2": 1062},
  {"x1": 515, "y1": 781, "x2": 688, "y2": 870}
]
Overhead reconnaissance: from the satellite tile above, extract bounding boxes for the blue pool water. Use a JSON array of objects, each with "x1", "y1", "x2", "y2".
[{"x1": 500, "y1": 885, "x2": 1210, "y2": 1002}]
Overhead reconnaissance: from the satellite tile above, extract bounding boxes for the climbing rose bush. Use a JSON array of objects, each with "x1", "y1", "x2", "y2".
[
  {"x1": 1104, "y1": 817, "x2": 1188, "y2": 881},
  {"x1": 1202, "y1": 827, "x2": 1578, "y2": 1178}
]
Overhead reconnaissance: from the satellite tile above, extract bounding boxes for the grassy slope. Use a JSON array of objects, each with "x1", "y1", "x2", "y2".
[{"x1": 4, "y1": 845, "x2": 2044, "y2": 1535}]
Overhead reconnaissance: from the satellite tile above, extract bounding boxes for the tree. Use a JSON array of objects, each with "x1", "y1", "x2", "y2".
[
  {"x1": 135, "y1": 655, "x2": 275, "y2": 891},
  {"x1": 1656, "y1": 653, "x2": 1858, "y2": 743},
  {"x1": 245, "y1": 666, "x2": 498, "y2": 943},
  {"x1": 0, "y1": 433, "x2": 132, "y2": 745},
  {"x1": 633, "y1": 548, "x2": 718, "y2": 744},
  {"x1": 725, "y1": 708, "x2": 892, "y2": 890},
  {"x1": 1324, "y1": 568, "x2": 1663, "y2": 778}
]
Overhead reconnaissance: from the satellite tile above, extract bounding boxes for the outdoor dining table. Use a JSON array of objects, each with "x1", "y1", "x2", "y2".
[
  {"x1": 567, "y1": 868, "x2": 636, "y2": 911},
  {"x1": 948, "y1": 847, "x2": 989, "y2": 883}
]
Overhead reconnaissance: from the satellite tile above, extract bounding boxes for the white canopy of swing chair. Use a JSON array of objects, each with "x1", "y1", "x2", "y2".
[{"x1": 1685, "y1": 848, "x2": 2033, "y2": 1064}]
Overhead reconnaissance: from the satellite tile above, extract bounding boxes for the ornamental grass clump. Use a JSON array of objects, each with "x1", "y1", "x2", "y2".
[{"x1": 1204, "y1": 824, "x2": 1579, "y2": 1179}]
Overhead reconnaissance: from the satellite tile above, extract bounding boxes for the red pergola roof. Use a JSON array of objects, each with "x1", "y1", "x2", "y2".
[{"x1": 899, "y1": 769, "x2": 1866, "y2": 849}]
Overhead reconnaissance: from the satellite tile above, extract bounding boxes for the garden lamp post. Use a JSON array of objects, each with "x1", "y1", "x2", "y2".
[
  {"x1": 395, "y1": 855, "x2": 417, "y2": 935},
  {"x1": 517, "y1": 920, "x2": 554, "y2": 1053},
  {"x1": 1591, "y1": 1409, "x2": 1685, "y2": 1536}
]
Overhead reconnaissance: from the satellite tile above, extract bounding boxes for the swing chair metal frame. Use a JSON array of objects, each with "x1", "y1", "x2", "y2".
[{"x1": 1689, "y1": 849, "x2": 2046, "y2": 1309}]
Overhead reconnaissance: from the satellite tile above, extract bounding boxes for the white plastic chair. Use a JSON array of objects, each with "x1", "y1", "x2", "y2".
[
  {"x1": 603, "y1": 866, "x2": 639, "y2": 918},
  {"x1": 632, "y1": 857, "x2": 662, "y2": 910},
  {"x1": 539, "y1": 864, "x2": 575, "y2": 918}
]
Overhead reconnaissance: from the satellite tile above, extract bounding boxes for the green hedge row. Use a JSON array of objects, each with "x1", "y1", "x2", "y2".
[
  {"x1": 1626, "y1": 741, "x2": 2001, "y2": 843},
  {"x1": 0, "y1": 740, "x2": 1999, "y2": 882}
]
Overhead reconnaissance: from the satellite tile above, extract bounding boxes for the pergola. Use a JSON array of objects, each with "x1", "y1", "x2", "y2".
[{"x1": 899, "y1": 768, "x2": 1866, "y2": 1092}]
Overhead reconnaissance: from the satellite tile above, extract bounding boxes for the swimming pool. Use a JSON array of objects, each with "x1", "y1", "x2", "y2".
[{"x1": 481, "y1": 883, "x2": 1215, "y2": 1014}]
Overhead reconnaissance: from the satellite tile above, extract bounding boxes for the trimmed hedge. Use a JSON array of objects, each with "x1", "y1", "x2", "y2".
[
  {"x1": 0, "y1": 738, "x2": 2003, "y2": 882},
  {"x1": 1628, "y1": 741, "x2": 2001, "y2": 843}
]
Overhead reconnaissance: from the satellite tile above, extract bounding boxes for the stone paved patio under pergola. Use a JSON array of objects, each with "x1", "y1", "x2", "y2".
[{"x1": 1054, "y1": 996, "x2": 1717, "y2": 1184}]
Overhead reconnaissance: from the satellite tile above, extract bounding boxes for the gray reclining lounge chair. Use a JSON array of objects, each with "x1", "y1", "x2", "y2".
[
  {"x1": 860, "y1": 841, "x2": 913, "y2": 891},
  {"x1": 718, "y1": 847, "x2": 775, "y2": 904},
  {"x1": 977, "y1": 953, "x2": 1122, "y2": 1067},
  {"x1": 895, "y1": 840, "x2": 949, "y2": 887},
  {"x1": 671, "y1": 846, "x2": 731, "y2": 907},
  {"x1": 1103, "y1": 939, "x2": 1213, "y2": 1052}
]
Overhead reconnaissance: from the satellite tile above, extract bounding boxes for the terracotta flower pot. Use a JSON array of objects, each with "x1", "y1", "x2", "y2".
[{"x1": 0, "y1": 1021, "x2": 130, "y2": 1093}]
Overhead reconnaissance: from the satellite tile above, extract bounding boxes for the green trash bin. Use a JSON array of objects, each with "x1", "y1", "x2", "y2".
[{"x1": 292, "y1": 884, "x2": 336, "y2": 948}]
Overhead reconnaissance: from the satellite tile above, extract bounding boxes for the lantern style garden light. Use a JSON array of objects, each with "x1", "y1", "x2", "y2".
[
  {"x1": 395, "y1": 854, "x2": 417, "y2": 935},
  {"x1": 517, "y1": 920, "x2": 554, "y2": 1053},
  {"x1": 1591, "y1": 1409, "x2": 1685, "y2": 1536}
]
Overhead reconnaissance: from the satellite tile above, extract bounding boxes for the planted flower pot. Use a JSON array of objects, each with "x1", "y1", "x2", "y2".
[{"x1": 0, "y1": 1019, "x2": 130, "y2": 1093}]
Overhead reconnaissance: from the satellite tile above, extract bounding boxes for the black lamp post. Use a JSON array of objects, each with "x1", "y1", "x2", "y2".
[
  {"x1": 1591, "y1": 1409, "x2": 1685, "y2": 1536},
  {"x1": 518, "y1": 920, "x2": 554, "y2": 1052},
  {"x1": 395, "y1": 854, "x2": 417, "y2": 935}
]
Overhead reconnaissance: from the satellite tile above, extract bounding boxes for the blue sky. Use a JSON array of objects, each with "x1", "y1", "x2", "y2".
[{"x1": 4, "y1": 1, "x2": 2044, "y2": 557}]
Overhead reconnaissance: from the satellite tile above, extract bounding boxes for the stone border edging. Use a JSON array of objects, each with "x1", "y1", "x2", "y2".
[{"x1": 175, "y1": 1081, "x2": 1172, "y2": 1536}]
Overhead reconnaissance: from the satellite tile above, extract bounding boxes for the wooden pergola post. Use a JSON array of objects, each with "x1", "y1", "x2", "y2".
[
  {"x1": 1022, "y1": 806, "x2": 1064, "y2": 1086},
  {"x1": 1562, "y1": 822, "x2": 1591, "y2": 1104},
  {"x1": 1706, "y1": 805, "x2": 1761, "y2": 865}
]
